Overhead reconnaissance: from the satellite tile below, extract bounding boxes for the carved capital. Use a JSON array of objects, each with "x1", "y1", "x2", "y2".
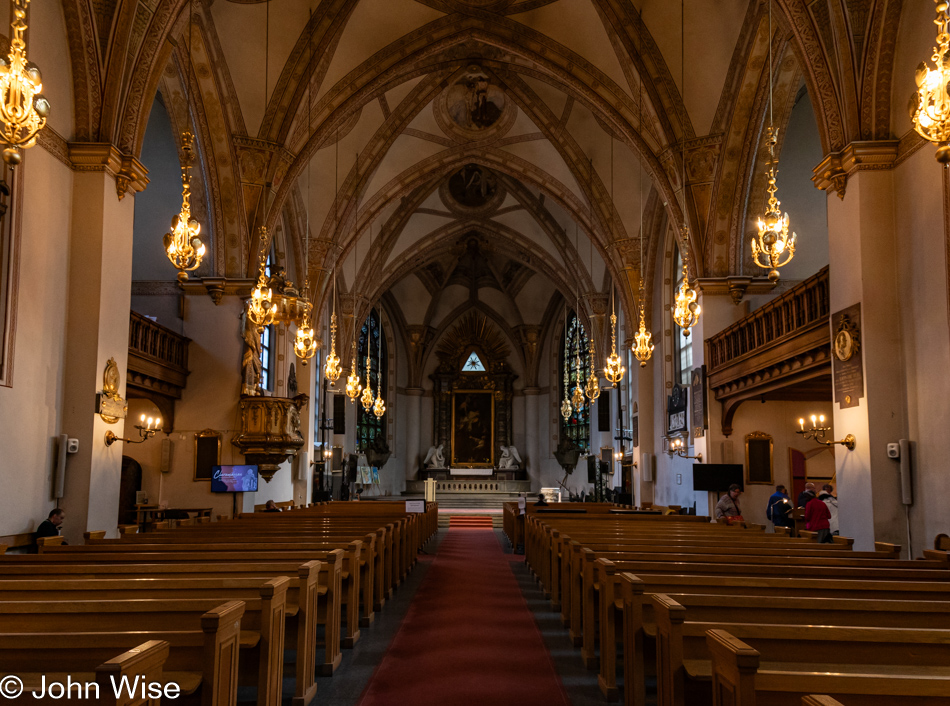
[
  {"x1": 67, "y1": 143, "x2": 150, "y2": 199},
  {"x1": 812, "y1": 141, "x2": 899, "y2": 199},
  {"x1": 696, "y1": 276, "x2": 777, "y2": 305}
]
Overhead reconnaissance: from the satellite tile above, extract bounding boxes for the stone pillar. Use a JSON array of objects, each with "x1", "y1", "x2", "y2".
[
  {"x1": 524, "y1": 387, "x2": 541, "y2": 491},
  {"x1": 294, "y1": 357, "x2": 318, "y2": 505},
  {"x1": 404, "y1": 388, "x2": 423, "y2": 481},
  {"x1": 821, "y1": 161, "x2": 905, "y2": 551},
  {"x1": 60, "y1": 148, "x2": 146, "y2": 542},
  {"x1": 635, "y1": 357, "x2": 655, "y2": 507}
]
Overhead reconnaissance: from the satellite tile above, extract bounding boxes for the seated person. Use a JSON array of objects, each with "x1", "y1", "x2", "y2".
[
  {"x1": 534, "y1": 493, "x2": 549, "y2": 507},
  {"x1": 715, "y1": 484, "x2": 743, "y2": 521},
  {"x1": 35, "y1": 508, "x2": 67, "y2": 545},
  {"x1": 262, "y1": 500, "x2": 281, "y2": 513}
]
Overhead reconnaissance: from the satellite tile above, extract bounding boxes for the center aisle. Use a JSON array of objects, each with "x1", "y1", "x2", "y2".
[{"x1": 356, "y1": 528, "x2": 572, "y2": 706}]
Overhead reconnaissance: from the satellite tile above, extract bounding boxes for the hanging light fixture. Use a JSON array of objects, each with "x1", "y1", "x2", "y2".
[
  {"x1": 632, "y1": 10, "x2": 654, "y2": 368},
  {"x1": 0, "y1": 0, "x2": 49, "y2": 165},
  {"x1": 560, "y1": 304, "x2": 573, "y2": 421},
  {"x1": 345, "y1": 341, "x2": 362, "y2": 401},
  {"x1": 603, "y1": 140, "x2": 625, "y2": 386},
  {"x1": 672, "y1": 0, "x2": 700, "y2": 337},
  {"x1": 163, "y1": 0, "x2": 205, "y2": 280},
  {"x1": 751, "y1": 0, "x2": 796, "y2": 281},
  {"x1": 571, "y1": 304, "x2": 585, "y2": 413},
  {"x1": 911, "y1": 0, "x2": 950, "y2": 162},
  {"x1": 360, "y1": 336, "x2": 375, "y2": 411},
  {"x1": 373, "y1": 311, "x2": 385, "y2": 419},
  {"x1": 586, "y1": 342, "x2": 601, "y2": 400},
  {"x1": 247, "y1": 226, "x2": 277, "y2": 327},
  {"x1": 324, "y1": 128, "x2": 343, "y2": 383},
  {"x1": 293, "y1": 16, "x2": 317, "y2": 365}
]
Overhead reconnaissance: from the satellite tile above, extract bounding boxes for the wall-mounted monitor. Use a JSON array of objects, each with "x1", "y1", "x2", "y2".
[
  {"x1": 211, "y1": 465, "x2": 259, "y2": 493},
  {"x1": 692, "y1": 463, "x2": 743, "y2": 493}
]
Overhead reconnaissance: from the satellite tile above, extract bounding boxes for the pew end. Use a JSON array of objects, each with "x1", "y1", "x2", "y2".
[
  {"x1": 706, "y1": 629, "x2": 760, "y2": 706},
  {"x1": 36, "y1": 536, "x2": 66, "y2": 552},
  {"x1": 933, "y1": 533, "x2": 949, "y2": 551},
  {"x1": 95, "y1": 639, "x2": 170, "y2": 706},
  {"x1": 874, "y1": 542, "x2": 901, "y2": 558},
  {"x1": 802, "y1": 698, "x2": 846, "y2": 706},
  {"x1": 117, "y1": 525, "x2": 139, "y2": 535},
  {"x1": 84, "y1": 531, "x2": 107, "y2": 543}
]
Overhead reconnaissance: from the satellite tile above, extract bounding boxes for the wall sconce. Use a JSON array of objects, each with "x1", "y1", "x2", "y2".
[
  {"x1": 614, "y1": 447, "x2": 624, "y2": 462},
  {"x1": 666, "y1": 435, "x2": 702, "y2": 462},
  {"x1": 796, "y1": 415, "x2": 856, "y2": 451},
  {"x1": 105, "y1": 415, "x2": 161, "y2": 446}
]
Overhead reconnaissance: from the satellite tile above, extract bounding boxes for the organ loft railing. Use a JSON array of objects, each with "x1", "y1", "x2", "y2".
[
  {"x1": 127, "y1": 311, "x2": 191, "y2": 430},
  {"x1": 705, "y1": 266, "x2": 830, "y2": 436}
]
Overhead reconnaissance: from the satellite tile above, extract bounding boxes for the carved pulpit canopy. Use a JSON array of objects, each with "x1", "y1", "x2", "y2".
[{"x1": 435, "y1": 311, "x2": 512, "y2": 377}]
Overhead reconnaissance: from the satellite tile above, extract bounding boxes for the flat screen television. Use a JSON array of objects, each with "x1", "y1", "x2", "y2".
[
  {"x1": 692, "y1": 464, "x2": 743, "y2": 492},
  {"x1": 211, "y1": 465, "x2": 259, "y2": 493}
]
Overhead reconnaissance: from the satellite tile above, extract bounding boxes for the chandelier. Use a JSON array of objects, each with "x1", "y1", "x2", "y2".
[
  {"x1": 672, "y1": 247, "x2": 700, "y2": 337},
  {"x1": 360, "y1": 344, "x2": 374, "y2": 411},
  {"x1": 752, "y1": 129, "x2": 796, "y2": 281},
  {"x1": 560, "y1": 305, "x2": 573, "y2": 421},
  {"x1": 604, "y1": 289, "x2": 625, "y2": 386},
  {"x1": 293, "y1": 302, "x2": 317, "y2": 365},
  {"x1": 911, "y1": 0, "x2": 950, "y2": 162},
  {"x1": 586, "y1": 343, "x2": 601, "y2": 400},
  {"x1": 247, "y1": 226, "x2": 277, "y2": 328},
  {"x1": 751, "y1": 0, "x2": 796, "y2": 280},
  {"x1": 571, "y1": 328, "x2": 585, "y2": 413},
  {"x1": 324, "y1": 307, "x2": 342, "y2": 382},
  {"x1": 373, "y1": 307, "x2": 385, "y2": 418},
  {"x1": 164, "y1": 132, "x2": 205, "y2": 280},
  {"x1": 633, "y1": 285, "x2": 654, "y2": 367},
  {"x1": 345, "y1": 342, "x2": 362, "y2": 401},
  {"x1": 0, "y1": 0, "x2": 49, "y2": 165}
]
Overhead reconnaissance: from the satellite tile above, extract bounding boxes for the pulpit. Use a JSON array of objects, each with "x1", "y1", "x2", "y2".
[{"x1": 231, "y1": 394, "x2": 308, "y2": 482}]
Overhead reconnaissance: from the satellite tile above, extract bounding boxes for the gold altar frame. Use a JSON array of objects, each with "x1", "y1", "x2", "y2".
[{"x1": 450, "y1": 390, "x2": 495, "y2": 468}]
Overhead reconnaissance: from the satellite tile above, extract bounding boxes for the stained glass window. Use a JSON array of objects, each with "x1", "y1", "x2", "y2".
[
  {"x1": 356, "y1": 308, "x2": 386, "y2": 451},
  {"x1": 560, "y1": 310, "x2": 590, "y2": 452}
]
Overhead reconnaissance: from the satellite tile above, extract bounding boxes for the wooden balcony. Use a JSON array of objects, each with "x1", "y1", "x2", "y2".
[
  {"x1": 705, "y1": 267, "x2": 831, "y2": 436},
  {"x1": 127, "y1": 311, "x2": 191, "y2": 430}
]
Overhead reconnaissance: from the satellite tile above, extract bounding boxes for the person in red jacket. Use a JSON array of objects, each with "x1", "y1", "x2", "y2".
[{"x1": 805, "y1": 493, "x2": 832, "y2": 543}]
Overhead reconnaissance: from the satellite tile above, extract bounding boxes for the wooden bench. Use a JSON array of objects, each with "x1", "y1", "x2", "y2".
[
  {"x1": 655, "y1": 594, "x2": 950, "y2": 706},
  {"x1": 3, "y1": 639, "x2": 171, "y2": 706},
  {"x1": 0, "y1": 601, "x2": 245, "y2": 706},
  {"x1": 0, "y1": 580, "x2": 289, "y2": 706},
  {"x1": 708, "y1": 628, "x2": 950, "y2": 705}
]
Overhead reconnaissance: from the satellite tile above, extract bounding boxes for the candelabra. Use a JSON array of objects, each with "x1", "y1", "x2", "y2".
[
  {"x1": 0, "y1": 0, "x2": 49, "y2": 165},
  {"x1": 666, "y1": 435, "x2": 702, "y2": 461},
  {"x1": 164, "y1": 132, "x2": 205, "y2": 281},
  {"x1": 672, "y1": 247, "x2": 701, "y2": 337},
  {"x1": 796, "y1": 415, "x2": 856, "y2": 450},
  {"x1": 105, "y1": 415, "x2": 162, "y2": 446}
]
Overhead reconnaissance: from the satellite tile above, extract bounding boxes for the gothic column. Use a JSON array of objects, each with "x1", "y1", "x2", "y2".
[
  {"x1": 816, "y1": 144, "x2": 905, "y2": 551},
  {"x1": 60, "y1": 145, "x2": 147, "y2": 542},
  {"x1": 635, "y1": 358, "x2": 655, "y2": 507},
  {"x1": 294, "y1": 357, "x2": 318, "y2": 505},
  {"x1": 523, "y1": 387, "x2": 541, "y2": 491},
  {"x1": 404, "y1": 387, "x2": 423, "y2": 481}
]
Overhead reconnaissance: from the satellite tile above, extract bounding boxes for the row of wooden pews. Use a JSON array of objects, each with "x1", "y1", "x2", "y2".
[
  {"x1": 0, "y1": 500, "x2": 438, "y2": 706},
  {"x1": 512, "y1": 504, "x2": 950, "y2": 706}
]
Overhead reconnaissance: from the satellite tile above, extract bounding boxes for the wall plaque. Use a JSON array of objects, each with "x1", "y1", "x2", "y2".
[
  {"x1": 831, "y1": 303, "x2": 864, "y2": 409},
  {"x1": 667, "y1": 384, "x2": 688, "y2": 434},
  {"x1": 690, "y1": 366, "x2": 707, "y2": 438}
]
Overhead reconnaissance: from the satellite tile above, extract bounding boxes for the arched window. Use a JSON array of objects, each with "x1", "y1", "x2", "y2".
[
  {"x1": 560, "y1": 309, "x2": 590, "y2": 452},
  {"x1": 357, "y1": 307, "x2": 386, "y2": 451},
  {"x1": 673, "y1": 246, "x2": 693, "y2": 386},
  {"x1": 260, "y1": 246, "x2": 276, "y2": 391}
]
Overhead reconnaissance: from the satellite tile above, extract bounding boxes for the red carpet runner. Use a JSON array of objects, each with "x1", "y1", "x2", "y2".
[{"x1": 357, "y1": 529, "x2": 571, "y2": 706}]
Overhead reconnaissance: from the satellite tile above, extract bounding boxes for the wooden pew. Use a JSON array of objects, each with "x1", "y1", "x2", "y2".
[
  {"x1": 707, "y1": 628, "x2": 950, "y2": 706},
  {"x1": 0, "y1": 601, "x2": 245, "y2": 706},
  {"x1": 0, "y1": 558, "x2": 337, "y2": 682},
  {"x1": 3, "y1": 639, "x2": 170, "y2": 706},
  {"x1": 0, "y1": 579, "x2": 288, "y2": 706}
]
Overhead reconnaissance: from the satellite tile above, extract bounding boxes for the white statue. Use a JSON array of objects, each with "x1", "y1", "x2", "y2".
[
  {"x1": 498, "y1": 445, "x2": 522, "y2": 470},
  {"x1": 423, "y1": 444, "x2": 446, "y2": 469}
]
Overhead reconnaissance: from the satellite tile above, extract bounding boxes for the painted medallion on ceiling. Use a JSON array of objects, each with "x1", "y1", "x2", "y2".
[
  {"x1": 439, "y1": 164, "x2": 506, "y2": 216},
  {"x1": 435, "y1": 65, "x2": 517, "y2": 141}
]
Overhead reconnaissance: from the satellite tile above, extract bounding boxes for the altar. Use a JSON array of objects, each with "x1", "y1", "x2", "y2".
[{"x1": 449, "y1": 467, "x2": 493, "y2": 476}]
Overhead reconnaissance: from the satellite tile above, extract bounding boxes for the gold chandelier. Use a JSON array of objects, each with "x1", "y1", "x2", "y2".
[
  {"x1": 373, "y1": 375, "x2": 385, "y2": 418},
  {"x1": 0, "y1": 0, "x2": 49, "y2": 165},
  {"x1": 560, "y1": 348, "x2": 572, "y2": 421},
  {"x1": 360, "y1": 347, "x2": 374, "y2": 411},
  {"x1": 164, "y1": 132, "x2": 205, "y2": 281},
  {"x1": 911, "y1": 0, "x2": 950, "y2": 162},
  {"x1": 751, "y1": 0, "x2": 796, "y2": 280},
  {"x1": 672, "y1": 247, "x2": 700, "y2": 337},
  {"x1": 293, "y1": 301, "x2": 317, "y2": 365},
  {"x1": 571, "y1": 333, "x2": 585, "y2": 413},
  {"x1": 247, "y1": 226, "x2": 277, "y2": 328},
  {"x1": 586, "y1": 343, "x2": 601, "y2": 400},
  {"x1": 633, "y1": 285, "x2": 654, "y2": 367},
  {"x1": 752, "y1": 128, "x2": 796, "y2": 281},
  {"x1": 345, "y1": 342, "x2": 362, "y2": 401},
  {"x1": 324, "y1": 307, "x2": 342, "y2": 382},
  {"x1": 373, "y1": 311, "x2": 385, "y2": 418},
  {"x1": 603, "y1": 288, "x2": 625, "y2": 386}
]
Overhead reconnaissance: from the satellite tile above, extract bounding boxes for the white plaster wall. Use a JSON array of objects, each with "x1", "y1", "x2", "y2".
[{"x1": 0, "y1": 149, "x2": 73, "y2": 538}]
